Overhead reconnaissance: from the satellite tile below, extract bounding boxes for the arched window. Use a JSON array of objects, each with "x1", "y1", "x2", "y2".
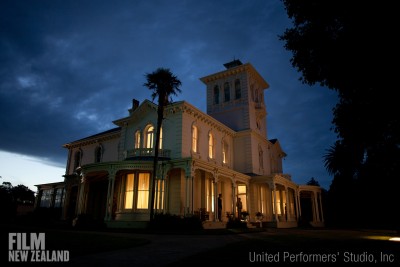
[
  {"x1": 94, "y1": 146, "x2": 102, "y2": 163},
  {"x1": 135, "y1": 130, "x2": 141, "y2": 149},
  {"x1": 208, "y1": 132, "x2": 214, "y2": 159},
  {"x1": 259, "y1": 146, "x2": 264, "y2": 169},
  {"x1": 192, "y1": 125, "x2": 198, "y2": 153},
  {"x1": 235, "y1": 79, "x2": 241, "y2": 99},
  {"x1": 224, "y1": 82, "x2": 230, "y2": 102},
  {"x1": 214, "y1": 85, "x2": 220, "y2": 104},
  {"x1": 222, "y1": 140, "x2": 229, "y2": 164},
  {"x1": 145, "y1": 125, "x2": 154, "y2": 149},
  {"x1": 73, "y1": 150, "x2": 81, "y2": 170}
]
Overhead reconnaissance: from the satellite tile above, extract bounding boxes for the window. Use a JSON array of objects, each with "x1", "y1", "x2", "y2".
[
  {"x1": 222, "y1": 140, "x2": 229, "y2": 164},
  {"x1": 224, "y1": 82, "x2": 230, "y2": 102},
  {"x1": 192, "y1": 125, "x2": 198, "y2": 153},
  {"x1": 237, "y1": 185, "x2": 247, "y2": 214},
  {"x1": 213, "y1": 85, "x2": 219, "y2": 104},
  {"x1": 235, "y1": 79, "x2": 241, "y2": 99},
  {"x1": 206, "y1": 178, "x2": 214, "y2": 212},
  {"x1": 154, "y1": 179, "x2": 165, "y2": 210},
  {"x1": 137, "y1": 173, "x2": 150, "y2": 209},
  {"x1": 95, "y1": 146, "x2": 102, "y2": 163},
  {"x1": 159, "y1": 127, "x2": 163, "y2": 149},
  {"x1": 135, "y1": 130, "x2": 141, "y2": 149},
  {"x1": 208, "y1": 132, "x2": 214, "y2": 159},
  {"x1": 259, "y1": 147, "x2": 264, "y2": 169},
  {"x1": 145, "y1": 125, "x2": 154, "y2": 149},
  {"x1": 124, "y1": 174, "x2": 134, "y2": 209},
  {"x1": 54, "y1": 188, "x2": 65, "y2": 208},
  {"x1": 40, "y1": 189, "x2": 52, "y2": 208},
  {"x1": 124, "y1": 172, "x2": 150, "y2": 210},
  {"x1": 73, "y1": 150, "x2": 81, "y2": 170}
]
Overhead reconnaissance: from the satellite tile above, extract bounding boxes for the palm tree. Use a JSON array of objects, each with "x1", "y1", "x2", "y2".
[{"x1": 144, "y1": 68, "x2": 181, "y2": 221}]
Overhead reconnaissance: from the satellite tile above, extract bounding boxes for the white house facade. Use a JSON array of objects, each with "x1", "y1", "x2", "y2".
[{"x1": 36, "y1": 60, "x2": 324, "y2": 228}]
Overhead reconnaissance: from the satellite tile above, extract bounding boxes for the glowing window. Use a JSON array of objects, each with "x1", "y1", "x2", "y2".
[
  {"x1": 208, "y1": 132, "x2": 214, "y2": 159},
  {"x1": 137, "y1": 173, "x2": 150, "y2": 209},
  {"x1": 192, "y1": 125, "x2": 198, "y2": 152},
  {"x1": 124, "y1": 174, "x2": 134, "y2": 209},
  {"x1": 145, "y1": 125, "x2": 154, "y2": 148}
]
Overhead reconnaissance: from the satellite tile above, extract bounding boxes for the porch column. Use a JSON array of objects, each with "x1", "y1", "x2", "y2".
[
  {"x1": 285, "y1": 187, "x2": 290, "y2": 221},
  {"x1": 314, "y1": 191, "x2": 320, "y2": 222},
  {"x1": 213, "y1": 177, "x2": 219, "y2": 222},
  {"x1": 232, "y1": 181, "x2": 236, "y2": 219},
  {"x1": 279, "y1": 187, "x2": 285, "y2": 221},
  {"x1": 297, "y1": 190, "x2": 302, "y2": 219},
  {"x1": 272, "y1": 183, "x2": 278, "y2": 222},
  {"x1": 77, "y1": 173, "x2": 86, "y2": 214},
  {"x1": 318, "y1": 192, "x2": 324, "y2": 222},
  {"x1": 104, "y1": 170, "x2": 116, "y2": 221},
  {"x1": 294, "y1": 189, "x2": 300, "y2": 221}
]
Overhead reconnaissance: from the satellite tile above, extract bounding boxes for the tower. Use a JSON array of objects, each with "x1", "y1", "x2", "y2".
[{"x1": 200, "y1": 59, "x2": 269, "y2": 138}]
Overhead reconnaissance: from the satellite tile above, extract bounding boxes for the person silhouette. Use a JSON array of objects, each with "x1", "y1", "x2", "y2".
[{"x1": 217, "y1": 194, "x2": 222, "y2": 221}]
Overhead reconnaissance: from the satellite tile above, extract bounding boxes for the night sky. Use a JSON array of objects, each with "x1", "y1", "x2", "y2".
[{"x1": 0, "y1": 0, "x2": 338, "y2": 191}]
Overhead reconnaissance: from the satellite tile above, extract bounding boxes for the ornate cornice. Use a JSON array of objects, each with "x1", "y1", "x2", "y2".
[
  {"x1": 199, "y1": 63, "x2": 269, "y2": 89},
  {"x1": 63, "y1": 131, "x2": 121, "y2": 149}
]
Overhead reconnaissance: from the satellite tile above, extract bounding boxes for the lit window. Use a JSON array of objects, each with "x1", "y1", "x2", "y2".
[
  {"x1": 237, "y1": 185, "x2": 247, "y2": 215},
  {"x1": 124, "y1": 174, "x2": 134, "y2": 209},
  {"x1": 235, "y1": 79, "x2": 241, "y2": 99},
  {"x1": 135, "y1": 130, "x2": 141, "y2": 149},
  {"x1": 222, "y1": 141, "x2": 228, "y2": 164},
  {"x1": 154, "y1": 179, "x2": 165, "y2": 210},
  {"x1": 206, "y1": 178, "x2": 214, "y2": 212},
  {"x1": 224, "y1": 82, "x2": 230, "y2": 102},
  {"x1": 145, "y1": 125, "x2": 154, "y2": 149},
  {"x1": 192, "y1": 125, "x2": 198, "y2": 153},
  {"x1": 124, "y1": 172, "x2": 150, "y2": 210},
  {"x1": 208, "y1": 132, "x2": 214, "y2": 159},
  {"x1": 159, "y1": 127, "x2": 163, "y2": 149},
  {"x1": 214, "y1": 85, "x2": 219, "y2": 104},
  {"x1": 137, "y1": 173, "x2": 150, "y2": 209}
]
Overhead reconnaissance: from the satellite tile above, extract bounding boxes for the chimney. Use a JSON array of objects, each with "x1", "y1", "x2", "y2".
[{"x1": 129, "y1": 99, "x2": 140, "y2": 115}]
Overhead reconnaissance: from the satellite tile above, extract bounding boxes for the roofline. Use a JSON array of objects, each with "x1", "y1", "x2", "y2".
[
  {"x1": 63, "y1": 127, "x2": 121, "y2": 148},
  {"x1": 199, "y1": 62, "x2": 269, "y2": 89}
]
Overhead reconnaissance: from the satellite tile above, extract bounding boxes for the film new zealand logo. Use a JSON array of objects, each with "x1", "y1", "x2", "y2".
[{"x1": 9, "y1": 233, "x2": 70, "y2": 263}]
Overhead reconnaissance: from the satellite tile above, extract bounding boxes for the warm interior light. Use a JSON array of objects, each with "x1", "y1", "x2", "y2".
[{"x1": 389, "y1": 237, "x2": 400, "y2": 242}]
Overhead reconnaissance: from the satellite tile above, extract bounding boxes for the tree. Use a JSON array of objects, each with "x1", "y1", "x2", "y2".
[
  {"x1": 144, "y1": 68, "x2": 182, "y2": 221},
  {"x1": 306, "y1": 177, "x2": 320, "y2": 187},
  {"x1": 280, "y1": 1, "x2": 399, "y2": 228}
]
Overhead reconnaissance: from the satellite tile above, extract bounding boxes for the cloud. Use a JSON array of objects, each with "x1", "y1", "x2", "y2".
[{"x1": 0, "y1": 0, "x2": 338, "y2": 188}]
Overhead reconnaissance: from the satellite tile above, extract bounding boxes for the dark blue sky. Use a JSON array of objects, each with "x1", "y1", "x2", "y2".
[{"x1": 0, "y1": 0, "x2": 338, "y2": 190}]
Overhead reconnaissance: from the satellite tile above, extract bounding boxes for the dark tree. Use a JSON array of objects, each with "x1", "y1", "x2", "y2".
[
  {"x1": 280, "y1": 1, "x2": 399, "y2": 229},
  {"x1": 306, "y1": 177, "x2": 320, "y2": 187},
  {"x1": 0, "y1": 182, "x2": 35, "y2": 219},
  {"x1": 144, "y1": 68, "x2": 181, "y2": 221}
]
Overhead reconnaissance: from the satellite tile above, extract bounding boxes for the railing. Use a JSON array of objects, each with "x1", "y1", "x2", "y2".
[{"x1": 124, "y1": 148, "x2": 171, "y2": 159}]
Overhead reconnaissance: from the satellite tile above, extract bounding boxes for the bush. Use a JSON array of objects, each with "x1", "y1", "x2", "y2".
[
  {"x1": 226, "y1": 218, "x2": 247, "y2": 229},
  {"x1": 149, "y1": 213, "x2": 203, "y2": 232}
]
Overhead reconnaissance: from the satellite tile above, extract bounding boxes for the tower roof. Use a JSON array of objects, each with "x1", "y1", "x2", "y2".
[{"x1": 223, "y1": 59, "x2": 243, "y2": 69}]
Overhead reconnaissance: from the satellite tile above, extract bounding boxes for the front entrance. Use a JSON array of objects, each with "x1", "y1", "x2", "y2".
[{"x1": 86, "y1": 179, "x2": 108, "y2": 221}]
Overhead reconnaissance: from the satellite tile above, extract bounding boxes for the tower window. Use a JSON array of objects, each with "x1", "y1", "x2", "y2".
[
  {"x1": 235, "y1": 79, "x2": 241, "y2": 99},
  {"x1": 214, "y1": 85, "x2": 219, "y2": 104},
  {"x1": 224, "y1": 82, "x2": 230, "y2": 102}
]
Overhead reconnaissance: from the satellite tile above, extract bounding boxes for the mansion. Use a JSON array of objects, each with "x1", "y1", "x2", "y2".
[{"x1": 35, "y1": 60, "x2": 324, "y2": 228}]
